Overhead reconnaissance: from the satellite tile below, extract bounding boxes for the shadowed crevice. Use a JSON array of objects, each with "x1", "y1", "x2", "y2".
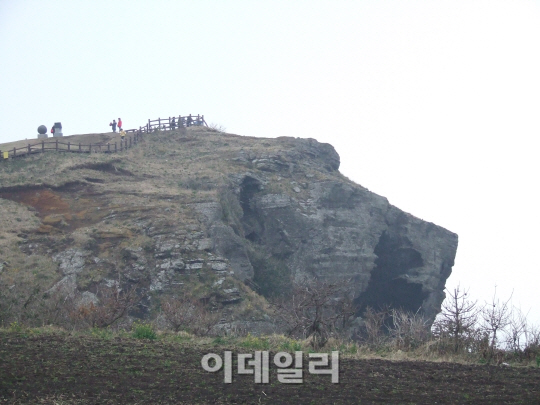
[{"x1": 356, "y1": 231, "x2": 427, "y2": 314}]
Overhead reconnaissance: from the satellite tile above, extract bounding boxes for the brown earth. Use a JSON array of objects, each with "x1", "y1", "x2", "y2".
[
  {"x1": 0, "y1": 184, "x2": 119, "y2": 234},
  {"x1": 1, "y1": 332, "x2": 539, "y2": 405}
]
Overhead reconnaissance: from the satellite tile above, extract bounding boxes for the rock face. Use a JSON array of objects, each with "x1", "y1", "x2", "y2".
[
  {"x1": 210, "y1": 166, "x2": 455, "y2": 323},
  {"x1": 0, "y1": 127, "x2": 458, "y2": 329},
  {"x1": 188, "y1": 136, "x2": 457, "y2": 323},
  {"x1": 244, "y1": 179, "x2": 457, "y2": 321}
]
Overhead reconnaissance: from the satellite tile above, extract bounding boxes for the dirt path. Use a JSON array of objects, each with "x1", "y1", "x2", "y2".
[{"x1": 1, "y1": 332, "x2": 539, "y2": 404}]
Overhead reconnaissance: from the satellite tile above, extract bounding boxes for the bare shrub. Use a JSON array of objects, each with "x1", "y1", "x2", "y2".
[
  {"x1": 355, "y1": 306, "x2": 431, "y2": 351},
  {"x1": 0, "y1": 254, "x2": 58, "y2": 326},
  {"x1": 32, "y1": 289, "x2": 74, "y2": 327},
  {"x1": 432, "y1": 285, "x2": 482, "y2": 354},
  {"x1": 70, "y1": 285, "x2": 139, "y2": 329},
  {"x1": 480, "y1": 289, "x2": 513, "y2": 364},
  {"x1": 271, "y1": 277, "x2": 356, "y2": 349},
  {"x1": 356, "y1": 306, "x2": 390, "y2": 347},
  {"x1": 208, "y1": 123, "x2": 226, "y2": 133},
  {"x1": 504, "y1": 307, "x2": 529, "y2": 354},
  {"x1": 522, "y1": 325, "x2": 540, "y2": 361},
  {"x1": 1, "y1": 282, "x2": 74, "y2": 328},
  {"x1": 389, "y1": 308, "x2": 431, "y2": 351},
  {"x1": 161, "y1": 293, "x2": 219, "y2": 336}
]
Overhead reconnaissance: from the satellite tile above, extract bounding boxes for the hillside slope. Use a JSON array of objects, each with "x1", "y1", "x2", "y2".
[{"x1": 0, "y1": 127, "x2": 458, "y2": 332}]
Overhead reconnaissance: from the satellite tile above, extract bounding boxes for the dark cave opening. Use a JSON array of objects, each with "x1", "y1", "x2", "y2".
[
  {"x1": 239, "y1": 176, "x2": 260, "y2": 215},
  {"x1": 356, "y1": 231, "x2": 428, "y2": 315},
  {"x1": 239, "y1": 176, "x2": 263, "y2": 243}
]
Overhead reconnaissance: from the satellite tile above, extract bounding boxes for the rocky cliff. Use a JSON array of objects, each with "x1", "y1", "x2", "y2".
[{"x1": 0, "y1": 127, "x2": 458, "y2": 330}]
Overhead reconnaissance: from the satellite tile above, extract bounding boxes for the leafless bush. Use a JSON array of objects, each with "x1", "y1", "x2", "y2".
[
  {"x1": 356, "y1": 306, "x2": 390, "y2": 347},
  {"x1": 70, "y1": 285, "x2": 139, "y2": 329},
  {"x1": 32, "y1": 289, "x2": 74, "y2": 327},
  {"x1": 504, "y1": 307, "x2": 528, "y2": 353},
  {"x1": 161, "y1": 293, "x2": 219, "y2": 336},
  {"x1": 208, "y1": 123, "x2": 226, "y2": 133},
  {"x1": 522, "y1": 325, "x2": 540, "y2": 360},
  {"x1": 432, "y1": 285, "x2": 482, "y2": 353},
  {"x1": 271, "y1": 277, "x2": 356, "y2": 349},
  {"x1": 0, "y1": 282, "x2": 75, "y2": 328},
  {"x1": 480, "y1": 289, "x2": 513, "y2": 364},
  {"x1": 355, "y1": 306, "x2": 431, "y2": 351},
  {"x1": 389, "y1": 308, "x2": 431, "y2": 350}
]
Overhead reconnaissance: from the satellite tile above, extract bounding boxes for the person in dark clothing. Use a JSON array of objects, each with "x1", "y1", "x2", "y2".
[
  {"x1": 171, "y1": 117, "x2": 176, "y2": 130},
  {"x1": 186, "y1": 114, "x2": 193, "y2": 127},
  {"x1": 51, "y1": 124, "x2": 55, "y2": 135},
  {"x1": 110, "y1": 119, "x2": 117, "y2": 132}
]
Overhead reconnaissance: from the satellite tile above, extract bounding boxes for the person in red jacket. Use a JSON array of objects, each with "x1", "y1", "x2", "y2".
[{"x1": 118, "y1": 118, "x2": 123, "y2": 131}]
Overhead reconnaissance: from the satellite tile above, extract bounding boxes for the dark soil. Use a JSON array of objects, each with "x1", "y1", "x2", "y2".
[{"x1": 1, "y1": 332, "x2": 539, "y2": 404}]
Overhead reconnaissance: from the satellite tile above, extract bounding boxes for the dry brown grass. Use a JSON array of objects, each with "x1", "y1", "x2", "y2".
[{"x1": 0, "y1": 126, "x2": 346, "y2": 332}]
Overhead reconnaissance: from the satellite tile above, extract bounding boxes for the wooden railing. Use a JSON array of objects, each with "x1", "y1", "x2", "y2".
[
  {"x1": 1, "y1": 114, "x2": 207, "y2": 160},
  {"x1": 0, "y1": 132, "x2": 141, "y2": 160},
  {"x1": 136, "y1": 114, "x2": 207, "y2": 133}
]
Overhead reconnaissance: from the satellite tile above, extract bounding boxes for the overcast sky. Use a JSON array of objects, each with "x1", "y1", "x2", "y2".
[{"x1": 1, "y1": 0, "x2": 539, "y2": 325}]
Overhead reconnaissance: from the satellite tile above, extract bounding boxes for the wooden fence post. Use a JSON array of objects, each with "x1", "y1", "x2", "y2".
[
  {"x1": 148, "y1": 119, "x2": 150, "y2": 132},
  {"x1": 28, "y1": 144, "x2": 31, "y2": 154},
  {"x1": 13, "y1": 148, "x2": 16, "y2": 157},
  {"x1": 55, "y1": 139, "x2": 58, "y2": 151},
  {"x1": 42, "y1": 141, "x2": 45, "y2": 152}
]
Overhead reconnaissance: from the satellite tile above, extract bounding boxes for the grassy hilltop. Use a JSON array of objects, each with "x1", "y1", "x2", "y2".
[{"x1": 0, "y1": 126, "x2": 325, "y2": 329}]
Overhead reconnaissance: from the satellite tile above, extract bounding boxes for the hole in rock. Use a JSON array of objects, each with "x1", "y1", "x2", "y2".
[
  {"x1": 356, "y1": 231, "x2": 427, "y2": 315},
  {"x1": 239, "y1": 176, "x2": 263, "y2": 242}
]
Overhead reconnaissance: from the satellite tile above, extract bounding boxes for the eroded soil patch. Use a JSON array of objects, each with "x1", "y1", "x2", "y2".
[{"x1": 0, "y1": 185, "x2": 109, "y2": 233}]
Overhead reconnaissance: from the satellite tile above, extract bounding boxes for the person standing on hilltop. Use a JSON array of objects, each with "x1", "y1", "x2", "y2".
[
  {"x1": 171, "y1": 117, "x2": 176, "y2": 130},
  {"x1": 120, "y1": 128, "x2": 126, "y2": 140},
  {"x1": 186, "y1": 114, "x2": 193, "y2": 127},
  {"x1": 110, "y1": 119, "x2": 117, "y2": 132},
  {"x1": 118, "y1": 118, "x2": 123, "y2": 131}
]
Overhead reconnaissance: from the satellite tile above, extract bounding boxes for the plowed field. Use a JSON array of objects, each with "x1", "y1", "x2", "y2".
[{"x1": 1, "y1": 332, "x2": 539, "y2": 404}]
